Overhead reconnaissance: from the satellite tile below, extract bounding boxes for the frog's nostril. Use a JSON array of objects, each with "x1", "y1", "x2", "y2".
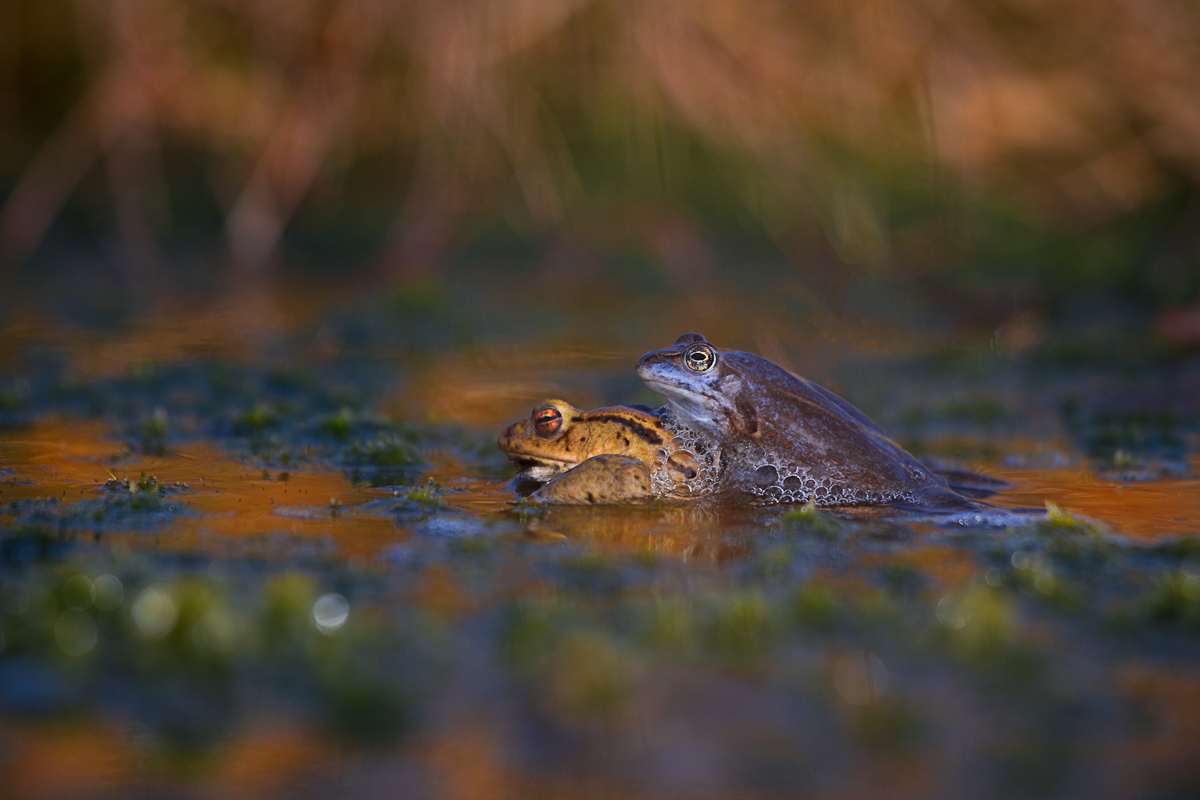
[{"x1": 498, "y1": 422, "x2": 521, "y2": 446}]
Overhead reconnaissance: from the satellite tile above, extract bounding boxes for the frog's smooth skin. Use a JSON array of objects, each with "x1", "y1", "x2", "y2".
[{"x1": 635, "y1": 333, "x2": 981, "y2": 509}]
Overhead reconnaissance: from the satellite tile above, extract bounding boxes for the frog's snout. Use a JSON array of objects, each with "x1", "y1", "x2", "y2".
[
  {"x1": 635, "y1": 347, "x2": 677, "y2": 378},
  {"x1": 497, "y1": 420, "x2": 525, "y2": 451}
]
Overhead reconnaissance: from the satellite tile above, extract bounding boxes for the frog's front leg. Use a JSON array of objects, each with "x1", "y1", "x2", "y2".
[{"x1": 529, "y1": 454, "x2": 656, "y2": 505}]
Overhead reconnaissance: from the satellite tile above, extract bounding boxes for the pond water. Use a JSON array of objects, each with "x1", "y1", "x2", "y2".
[{"x1": 2, "y1": 313, "x2": 1200, "y2": 800}]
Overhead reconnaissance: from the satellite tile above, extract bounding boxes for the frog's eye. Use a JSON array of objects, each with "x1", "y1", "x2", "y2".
[
  {"x1": 534, "y1": 406, "x2": 564, "y2": 437},
  {"x1": 683, "y1": 344, "x2": 717, "y2": 372}
]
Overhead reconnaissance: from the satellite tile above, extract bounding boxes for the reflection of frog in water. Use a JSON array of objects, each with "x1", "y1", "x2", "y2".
[{"x1": 499, "y1": 387, "x2": 1008, "y2": 508}]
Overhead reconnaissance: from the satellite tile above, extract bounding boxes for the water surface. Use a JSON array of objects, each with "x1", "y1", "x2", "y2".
[{"x1": 2, "y1": 329, "x2": 1199, "y2": 800}]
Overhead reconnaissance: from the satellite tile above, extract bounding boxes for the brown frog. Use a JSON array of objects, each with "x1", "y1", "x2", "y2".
[
  {"x1": 635, "y1": 333, "x2": 988, "y2": 510},
  {"x1": 499, "y1": 396, "x2": 1007, "y2": 506},
  {"x1": 498, "y1": 399, "x2": 711, "y2": 504},
  {"x1": 498, "y1": 399, "x2": 667, "y2": 481}
]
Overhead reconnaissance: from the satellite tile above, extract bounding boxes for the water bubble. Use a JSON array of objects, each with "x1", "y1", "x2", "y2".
[
  {"x1": 132, "y1": 586, "x2": 179, "y2": 639},
  {"x1": 833, "y1": 651, "x2": 888, "y2": 705},
  {"x1": 985, "y1": 568, "x2": 1003, "y2": 587},
  {"x1": 313, "y1": 593, "x2": 349, "y2": 634},
  {"x1": 754, "y1": 464, "x2": 779, "y2": 487},
  {"x1": 55, "y1": 610, "x2": 97, "y2": 656},
  {"x1": 1011, "y1": 550, "x2": 1030, "y2": 569},
  {"x1": 1, "y1": 581, "x2": 30, "y2": 615},
  {"x1": 937, "y1": 595, "x2": 967, "y2": 629},
  {"x1": 63, "y1": 575, "x2": 95, "y2": 611},
  {"x1": 94, "y1": 575, "x2": 124, "y2": 610}
]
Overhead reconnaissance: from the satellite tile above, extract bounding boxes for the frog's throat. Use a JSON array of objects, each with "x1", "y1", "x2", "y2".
[
  {"x1": 504, "y1": 451, "x2": 579, "y2": 471},
  {"x1": 518, "y1": 464, "x2": 568, "y2": 482},
  {"x1": 507, "y1": 455, "x2": 577, "y2": 482},
  {"x1": 639, "y1": 379, "x2": 724, "y2": 430}
]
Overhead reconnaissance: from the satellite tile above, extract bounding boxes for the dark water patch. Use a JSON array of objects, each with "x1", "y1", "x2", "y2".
[{"x1": 1061, "y1": 396, "x2": 1199, "y2": 482}]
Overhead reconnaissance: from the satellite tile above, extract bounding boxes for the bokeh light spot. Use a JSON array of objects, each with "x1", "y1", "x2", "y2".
[
  {"x1": 937, "y1": 595, "x2": 967, "y2": 629},
  {"x1": 313, "y1": 593, "x2": 349, "y2": 634},
  {"x1": 133, "y1": 585, "x2": 179, "y2": 639},
  {"x1": 192, "y1": 609, "x2": 243, "y2": 655},
  {"x1": 94, "y1": 575, "x2": 124, "y2": 610},
  {"x1": 63, "y1": 574, "x2": 95, "y2": 611},
  {"x1": 834, "y1": 651, "x2": 888, "y2": 706},
  {"x1": 55, "y1": 610, "x2": 97, "y2": 656}
]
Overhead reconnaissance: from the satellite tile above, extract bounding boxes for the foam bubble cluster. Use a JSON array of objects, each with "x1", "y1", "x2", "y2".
[
  {"x1": 652, "y1": 408, "x2": 921, "y2": 507},
  {"x1": 650, "y1": 409, "x2": 721, "y2": 499},
  {"x1": 744, "y1": 459, "x2": 918, "y2": 506}
]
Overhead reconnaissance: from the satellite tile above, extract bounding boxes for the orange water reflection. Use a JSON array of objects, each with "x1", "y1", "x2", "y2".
[
  {"x1": 987, "y1": 466, "x2": 1200, "y2": 540},
  {"x1": 3, "y1": 421, "x2": 1198, "y2": 566}
]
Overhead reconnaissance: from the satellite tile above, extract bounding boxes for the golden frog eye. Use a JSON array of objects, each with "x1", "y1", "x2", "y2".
[
  {"x1": 533, "y1": 406, "x2": 564, "y2": 437},
  {"x1": 683, "y1": 344, "x2": 717, "y2": 372}
]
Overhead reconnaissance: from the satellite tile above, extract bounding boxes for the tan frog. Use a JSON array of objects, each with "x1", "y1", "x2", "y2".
[
  {"x1": 499, "y1": 396, "x2": 1008, "y2": 506},
  {"x1": 498, "y1": 399, "x2": 707, "y2": 504},
  {"x1": 498, "y1": 399, "x2": 668, "y2": 481}
]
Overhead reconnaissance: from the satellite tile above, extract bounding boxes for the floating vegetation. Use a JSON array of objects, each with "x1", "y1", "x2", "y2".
[
  {"x1": 3, "y1": 475, "x2": 194, "y2": 543},
  {"x1": 231, "y1": 403, "x2": 281, "y2": 436},
  {"x1": 779, "y1": 502, "x2": 845, "y2": 540},
  {"x1": 344, "y1": 436, "x2": 421, "y2": 467}
]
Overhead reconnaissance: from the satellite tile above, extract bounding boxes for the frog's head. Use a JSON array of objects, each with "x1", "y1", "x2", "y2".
[
  {"x1": 636, "y1": 333, "x2": 755, "y2": 437},
  {"x1": 497, "y1": 399, "x2": 583, "y2": 481}
]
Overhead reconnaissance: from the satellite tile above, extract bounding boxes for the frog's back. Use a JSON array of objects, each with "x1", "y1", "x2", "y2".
[{"x1": 706, "y1": 351, "x2": 946, "y2": 506}]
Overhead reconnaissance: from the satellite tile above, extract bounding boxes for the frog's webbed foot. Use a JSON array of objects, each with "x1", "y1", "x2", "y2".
[
  {"x1": 528, "y1": 455, "x2": 656, "y2": 505},
  {"x1": 928, "y1": 467, "x2": 1013, "y2": 499},
  {"x1": 885, "y1": 487, "x2": 989, "y2": 514}
]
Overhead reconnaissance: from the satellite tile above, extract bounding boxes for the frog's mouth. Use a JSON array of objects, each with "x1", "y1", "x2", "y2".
[{"x1": 506, "y1": 455, "x2": 576, "y2": 482}]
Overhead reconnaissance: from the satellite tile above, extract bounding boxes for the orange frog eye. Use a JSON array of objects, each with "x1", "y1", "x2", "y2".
[{"x1": 534, "y1": 406, "x2": 564, "y2": 437}]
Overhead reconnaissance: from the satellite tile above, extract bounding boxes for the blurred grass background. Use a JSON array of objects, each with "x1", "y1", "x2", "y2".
[{"x1": 1, "y1": 0, "x2": 1199, "y2": 355}]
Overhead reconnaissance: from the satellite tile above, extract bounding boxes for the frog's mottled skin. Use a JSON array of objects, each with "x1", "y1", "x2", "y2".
[
  {"x1": 498, "y1": 399, "x2": 668, "y2": 482},
  {"x1": 636, "y1": 333, "x2": 982, "y2": 510},
  {"x1": 528, "y1": 454, "x2": 655, "y2": 504},
  {"x1": 498, "y1": 400, "x2": 706, "y2": 504}
]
